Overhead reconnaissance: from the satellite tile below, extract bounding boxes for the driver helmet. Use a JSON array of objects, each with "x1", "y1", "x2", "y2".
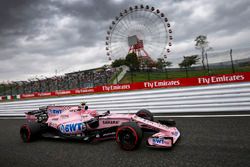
[{"x1": 81, "y1": 101, "x2": 86, "y2": 106}]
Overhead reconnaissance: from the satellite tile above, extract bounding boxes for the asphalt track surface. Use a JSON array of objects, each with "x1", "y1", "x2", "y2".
[{"x1": 0, "y1": 114, "x2": 250, "y2": 167}]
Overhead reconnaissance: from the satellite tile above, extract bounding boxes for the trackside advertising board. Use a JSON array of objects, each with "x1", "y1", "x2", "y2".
[{"x1": 1, "y1": 72, "x2": 250, "y2": 101}]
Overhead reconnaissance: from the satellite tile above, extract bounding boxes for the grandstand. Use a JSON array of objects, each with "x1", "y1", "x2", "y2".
[{"x1": 0, "y1": 66, "x2": 117, "y2": 96}]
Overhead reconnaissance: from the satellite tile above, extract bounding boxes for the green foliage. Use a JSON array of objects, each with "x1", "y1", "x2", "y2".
[
  {"x1": 125, "y1": 53, "x2": 140, "y2": 71},
  {"x1": 179, "y1": 55, "x2": 200, "y2": 68},
  {"x1": 156, "y1": 58, "x2": 164, "y2": 70},
  {"x1": 119, "y1": 66, "x2": 250, "y2": 84},
  {"x1": 195, "y1": 35, "x2": 209, "y2": 49},
  {"x1": 156, "y1": 58, "x2": 172, "y2": 70},
  {"x1": 111, "y1": 59, "x2": 126, "y2": 68},
  {"x1": 111, "y1": 53, "x2": 140, "y2": 70},
  {"x1": 165, "y1": 61, "x2": 172, "y2": 68},
  {"x1": 195, "y1": 35, "x2": 209, "y2": 70}
]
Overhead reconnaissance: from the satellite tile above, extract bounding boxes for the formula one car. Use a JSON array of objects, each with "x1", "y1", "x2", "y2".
[{"x1": 20, "y1": 103, "x2": 180, "y2": 150}]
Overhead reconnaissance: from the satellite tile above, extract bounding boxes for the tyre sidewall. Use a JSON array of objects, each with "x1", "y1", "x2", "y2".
[
  {"x1": 136, "y1": 109, "x2": 154, "y2": 121},
  {"x1": 20, "y1": 122, "x2": 42, "y2": 142},
  {"x1": 116, "y1": 122, "x2": 142, "y2": 151}
]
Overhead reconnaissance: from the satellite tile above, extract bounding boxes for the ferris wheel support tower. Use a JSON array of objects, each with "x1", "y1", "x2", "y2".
[{"x1": 128, "y1": 35, "x2": 154, "y2": 65}]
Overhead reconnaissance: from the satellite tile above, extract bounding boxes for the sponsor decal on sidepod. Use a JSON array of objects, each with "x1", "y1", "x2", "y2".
[
  {"x1": 102, "y1": 120, "x2": 119, "y2": 124},
  {"x1": 59, "y1": 123, "x2": 85, "y2": 133},
  {"x1": 49, "y1": 109, "x2": 62, "y2": 114}
]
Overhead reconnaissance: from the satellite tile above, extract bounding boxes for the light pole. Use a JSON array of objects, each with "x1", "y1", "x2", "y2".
[
  {"x1": 230, "y1": 49, "x2": 235, "y2": 73},
  {"x1": 183, "y1": 56, "x2": 188, "y2": 78},
  {"x1": 164, "y1": 55, "x2": 168, "y2": 79}
]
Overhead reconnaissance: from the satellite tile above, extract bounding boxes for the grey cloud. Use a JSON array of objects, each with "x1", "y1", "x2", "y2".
[{"x1": 171, "y1": 0, "x2": 250, "y2": 43}]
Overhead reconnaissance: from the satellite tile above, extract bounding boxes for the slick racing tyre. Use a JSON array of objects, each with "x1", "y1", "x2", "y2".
[
  {"x1": 20, "y1": 122, "x2": 42, "y2": 142},
  {"x1": 116, "y1": 122, "x2": 142, "y2": 151},
  {"x1": 136, "y1": 109, "x2": 154, "y2": 121},
  {"x1": 165, "y1": 119, "x2": 176, "y2": 126}
]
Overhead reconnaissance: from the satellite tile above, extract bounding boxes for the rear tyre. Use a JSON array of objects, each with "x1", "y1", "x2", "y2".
[
  {"x1": 116, "y1": 122, "x2": 142, "y2": 151},
  {"x1": 136, "y1": 109, "x2": 154, "y2": 121},
  {"x1": 20, "y1": 122, "x2": 42, "y2": 142}
]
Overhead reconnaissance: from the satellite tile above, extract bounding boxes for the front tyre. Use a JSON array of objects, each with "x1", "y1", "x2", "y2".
[
  {"x1": 116, "y1": 122, "x2": 142, "y2": 151},
  {"x1": 136, "y1": 109, "x2": 154, "y2": 121},
  {"x1": 158, "y1": 119, "x2": 176, "y2": 126},
  {"x1": 20, "y1": 122, "x2": 41, "y2": 142}
]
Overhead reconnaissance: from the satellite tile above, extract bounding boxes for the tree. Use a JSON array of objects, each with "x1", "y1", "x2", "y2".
[
  {"x1": 156, "y1": 58, "x2": 164, "y2": 70},
  {"x1": 156, "y1": 58, "x2": 172, "y2": 70},
  {"x1": 179, "y1": 55, "x2": 200, "y2": 68},
  {"x1": 164, "y1": 61, "x2": 172, "y2": 68},
  {"x1": 111, "y1": 58, "x2": 126, "y2": 68},
  {"x1": 125, "y1": 53, "x2": 140, "y2": 71},
  {"x1": 195, "y1": 35, "x2": 209, "y2": 70}
]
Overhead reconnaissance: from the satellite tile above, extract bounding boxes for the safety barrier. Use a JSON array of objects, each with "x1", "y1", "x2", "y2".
[
  {"x1": 1, "y1": 72, "x2": 250, "y2": 101},
  {"x1": 0, "y1": 82, "x2": 250, "y2": 116}
]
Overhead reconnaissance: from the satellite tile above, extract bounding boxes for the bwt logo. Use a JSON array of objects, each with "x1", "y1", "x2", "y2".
[
  {"x1": 59, "y1": 123, "x2": 85, "y2": 133},
  {"x1": 49, "y1": 109, "x2": 62, "y2": 114},
  {"x1": 152, "y1": 138, "x2": 164, "y2": 144}
]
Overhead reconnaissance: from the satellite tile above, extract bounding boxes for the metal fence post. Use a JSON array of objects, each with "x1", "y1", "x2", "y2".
[
  {"x1": 165, "y1": 68, "x2": 168, "y2": 79},
  {"x1": 147, "y1": 69, "x2": 150, "y2": 81},
  {"x1": 230, "y1": 49, "x2": 235, "y2": 73},
  {"x1": 130, "y1": 70, "x2": 133, "y2": 83}
]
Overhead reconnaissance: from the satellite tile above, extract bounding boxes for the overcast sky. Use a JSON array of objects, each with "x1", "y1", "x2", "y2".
[{"x1": 0, "y1": 0, "x2": 250, "y2": 82}]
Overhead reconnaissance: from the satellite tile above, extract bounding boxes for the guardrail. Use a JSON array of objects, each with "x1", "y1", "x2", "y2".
[{"x1": 0, "y1": 82, "x2": 250, "y2": 116}]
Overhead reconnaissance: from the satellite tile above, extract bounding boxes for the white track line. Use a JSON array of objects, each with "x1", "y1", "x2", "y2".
[{"x1": 155, "y1": 114, "x2": 250, "y2": 118}]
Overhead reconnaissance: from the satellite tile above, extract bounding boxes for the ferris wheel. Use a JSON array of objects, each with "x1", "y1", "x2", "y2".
[{"x1": 105, "y1": 4, "x2": 173, "y2": 63}]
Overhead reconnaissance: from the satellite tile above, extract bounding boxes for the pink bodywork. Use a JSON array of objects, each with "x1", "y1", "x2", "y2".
[
  {"x1": 25, "y1": 105, "x2": 180, "y2": 148},
  {"x1": 133, "y1": 115, "x2": 180, "y2": 147}
]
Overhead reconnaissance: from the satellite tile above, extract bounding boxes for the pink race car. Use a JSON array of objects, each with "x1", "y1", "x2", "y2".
[{"x1": 20, "y1": 103, "x2": 180, "y2": 150}]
